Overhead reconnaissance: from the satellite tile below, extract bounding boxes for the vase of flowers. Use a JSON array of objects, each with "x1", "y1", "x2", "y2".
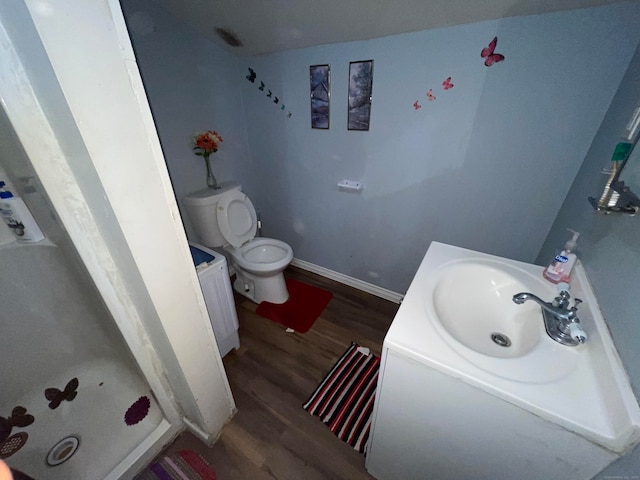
[{"x1": 192, "y1": 130, "x2": 223, "y2": 189}]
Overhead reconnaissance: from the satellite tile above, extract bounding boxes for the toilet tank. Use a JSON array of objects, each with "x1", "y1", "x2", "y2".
[{"x1": 183, "y1": 182, "x2": 241, "y2": 247}]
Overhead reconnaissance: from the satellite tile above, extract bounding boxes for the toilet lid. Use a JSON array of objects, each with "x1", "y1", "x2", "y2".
[{"x1": 216, "y1": 190, "x2": 257, "y2": 248}]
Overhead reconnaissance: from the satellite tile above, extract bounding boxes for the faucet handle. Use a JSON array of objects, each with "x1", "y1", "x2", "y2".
[
  {"x1": 568, "y1": 323, "x2": 587, "y2": 344},
  {"x1": 572, "y1": 298, "x2": 583, "y2": 310},
  {"x1": 554, "y1": 290, "x2": 571, "y2": 309}
]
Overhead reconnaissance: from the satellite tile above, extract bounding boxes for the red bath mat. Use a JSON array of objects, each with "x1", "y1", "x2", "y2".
[{"x1": 256, "y1": 278, "x2": 333, "y2": 333}]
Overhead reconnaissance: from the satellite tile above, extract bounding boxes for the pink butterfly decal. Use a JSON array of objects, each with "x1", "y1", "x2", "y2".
[
  {"x1": 442, "y1": 77, "x2": 454, "y2": 90},
  {"x1": 426, "y1": 89, "x2": 436, "y2": 101},
  {"x1": 413, "y1": 100, "x2": 422, "y2": 110},
  {"x1": 481, "y1": 37, "x2": 505, "y2": 67}
]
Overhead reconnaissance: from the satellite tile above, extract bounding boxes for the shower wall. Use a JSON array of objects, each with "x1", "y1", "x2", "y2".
[
  {"x1": 0, "y1": 109, "x2": 165, "y2": 479},
  {"x1": 0, "y1": 111, "x2": 137, "y2": 391},
  {"x1": 0, "y1": 110, "x2": 139, "y2": 391}
]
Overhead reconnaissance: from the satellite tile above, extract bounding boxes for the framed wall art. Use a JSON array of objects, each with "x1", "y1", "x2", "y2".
[
  {"x1": 348, "y1": 60, "x2": 373, "y2": 131},
  {"x1": 310, "y1": 64, "x2": 330, "y2": 129}
]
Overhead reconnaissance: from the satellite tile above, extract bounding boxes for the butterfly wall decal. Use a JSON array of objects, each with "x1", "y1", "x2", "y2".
[
  {"x1": 413, "y1": 100, "x2": 422, "y2": 110},
  {"x1": 0, "y1": 406, "x2": 35, "y2": 443},
  {"x1": 481, "y1": 37, "x2": 505, "y2": 67},
  {"x1": 244, "y1": 68, "x2": 291, "y2": 118},
  {"x1": 7, "y1": 407, "x2": 34, "y2": 429},
  {"x1": 45, "y1": 377, "x2": 79, "y2": 410},
  {"x1": 442, "y1": 77, "x2": 454, "y2": 90},
  {"x1": 426, "y1": 89, "x2": 436, "y2": 101}
]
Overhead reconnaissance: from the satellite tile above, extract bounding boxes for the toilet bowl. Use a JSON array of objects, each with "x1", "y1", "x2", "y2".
[
  {"x1": 225, "y1": 238, "x2": 293, "y2": 304},
  {"x1": 226, "y1": 237, "x2": 292, "y2": 276},
  {"x1": 184, "y1": 183, "x2": 293, "y2": 304}
]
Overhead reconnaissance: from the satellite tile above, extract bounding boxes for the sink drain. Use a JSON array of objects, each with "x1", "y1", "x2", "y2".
[
  {"x1": 46, "y1": 435, "x2": 79, "y2": 466},
  {"x1": 491, "y1": 332, "x2": 511, "y2": 348}
]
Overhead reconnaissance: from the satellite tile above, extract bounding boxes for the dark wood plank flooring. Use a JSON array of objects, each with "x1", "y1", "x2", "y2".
[{"x1": 162, "y1": 266, "x2": 399, "y2": 479}]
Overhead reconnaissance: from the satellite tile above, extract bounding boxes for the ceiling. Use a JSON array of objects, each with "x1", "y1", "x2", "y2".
[{"x1": 154, "y1": 0, "x2": 627, "y2": 56}]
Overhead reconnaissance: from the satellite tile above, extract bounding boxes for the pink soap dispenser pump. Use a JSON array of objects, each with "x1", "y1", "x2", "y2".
[{"x1": 543, "y1": 229, "x2": 580, "y2": 284}]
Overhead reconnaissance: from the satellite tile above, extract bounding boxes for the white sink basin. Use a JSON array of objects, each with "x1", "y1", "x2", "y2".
[
  {"x1": 432, "y1": 261, "x2": 542, "y2": 358},
  {"x1": 422, "y1": 253, "x2": 577, "y2": 384}
]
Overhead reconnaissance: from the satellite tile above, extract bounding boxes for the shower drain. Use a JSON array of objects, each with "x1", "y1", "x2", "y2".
[
  {"x1": 491, "y1": 332, "x2": 511, "y2": 348},
  {"x1": 46, "y1": 435, "x2": 79, "y2": 466}
]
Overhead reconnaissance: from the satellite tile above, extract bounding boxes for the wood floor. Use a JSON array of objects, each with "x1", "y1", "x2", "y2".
[{"x1": 162, "y1": 266, "x2": 399, "y2": 479}]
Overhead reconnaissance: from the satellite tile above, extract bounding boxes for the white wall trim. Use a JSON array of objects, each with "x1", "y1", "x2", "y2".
[
  {"x1": 182, "y1": 415, "x2": 220, "y2": 446},
  {"x1": 291, "y1": 258, "x2": 404, "y2": 304}
]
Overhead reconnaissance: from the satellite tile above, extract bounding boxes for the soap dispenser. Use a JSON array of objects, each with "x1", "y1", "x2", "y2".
[{"x1": 543, "y1": 229, "x2": 580, "y2": 284}]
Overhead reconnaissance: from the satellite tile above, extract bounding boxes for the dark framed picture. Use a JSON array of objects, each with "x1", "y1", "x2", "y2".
[
  {"x1": 310, "y1": 64, "x2": 330, "y2": 129},
  {"x1": 348, "y1": 60, "x2": 373, "y2": 131}
]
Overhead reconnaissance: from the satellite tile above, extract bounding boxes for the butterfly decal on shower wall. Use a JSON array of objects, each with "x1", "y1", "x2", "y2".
[
  {"x1": 442, "y1": 77, "x2": 454, "y2": 90},
  {"x1": 481, "y1": 37, "x2": 505, "y2": 67},
  {"x1": 244, "y1": 67, "x2": 292, "y2": 118},
  {"x1": 426, "y1": 89, "x2": 436, "y2": 101},
  {"x1": 0, "y1": 406, "x2": 35, "y2": 443},
  {"x1": 413, "y1": 100, "x2": 422, "y2": 110},
  {"x1": 44, "y1": 377, "x2": 79, "y2": 410}
]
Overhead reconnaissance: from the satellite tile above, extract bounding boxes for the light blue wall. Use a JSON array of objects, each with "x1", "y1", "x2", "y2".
[
  {"x1": 537, "y1": 42, "x2": 640, "y2": 478},
  {"x1": 122, "y1": 1, "x2": 640, "y2": 293},
  {"x1": 120, "y1": 0, "x2": 250, "y2": 240},
  {"x1": 239, "y1": 2, "x2": 640, "y2": 293}
]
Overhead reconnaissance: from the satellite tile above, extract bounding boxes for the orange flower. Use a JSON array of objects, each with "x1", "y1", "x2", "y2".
[{"x1": 193, "y1": 130, "x2": 223, "y2": 157}]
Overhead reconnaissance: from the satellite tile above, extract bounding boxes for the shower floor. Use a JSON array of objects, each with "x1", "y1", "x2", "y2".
[{"x1": 4, "y1": 358, "x2": 163, "y2": 479}]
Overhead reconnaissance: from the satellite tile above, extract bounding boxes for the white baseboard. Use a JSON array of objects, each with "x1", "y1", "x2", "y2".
[
  {"x1": 291, "y1": 258, "x2": 404, "y2": 304},
  {"x1": 183, "y1": 416, "x2": 213, "y2": 445}
]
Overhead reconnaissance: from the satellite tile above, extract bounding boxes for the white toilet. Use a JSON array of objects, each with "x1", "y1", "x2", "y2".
[{"x1": 184, "y1": 182, "x2": 293, "y2": 304}]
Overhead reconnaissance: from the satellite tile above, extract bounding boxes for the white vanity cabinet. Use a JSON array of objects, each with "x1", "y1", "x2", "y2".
[
  {"x1": 365, "y1": 348, "x2": 615, "y2": 480},
  {"x1": 365, "y1": 242, "x2": 640, "y2": 480}
]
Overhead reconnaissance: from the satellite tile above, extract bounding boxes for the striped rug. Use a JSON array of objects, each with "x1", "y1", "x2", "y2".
[
  {"x1": 135, "y1": 450, "x2": 217, "y2": 480},
  {"x1": 303, "y1": 342, "x2": 380, "y2": 454}
]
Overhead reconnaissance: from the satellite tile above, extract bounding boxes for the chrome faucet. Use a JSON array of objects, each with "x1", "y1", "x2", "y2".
[{"x1": 512, "y1": 290, "x2": 587, "y2": 346}]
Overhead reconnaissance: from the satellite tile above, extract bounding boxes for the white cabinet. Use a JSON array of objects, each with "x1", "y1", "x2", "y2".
[
  {"x1": 190, "y1": 242, "x2": 240, "y2": 357},
  {"x1": 366, "y1": 349, "x2": 616, "y2": 480}
]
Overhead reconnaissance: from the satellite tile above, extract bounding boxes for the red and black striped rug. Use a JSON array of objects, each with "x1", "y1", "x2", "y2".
[
  {"x1": 135, "y1": 450, "x2": 217, "y2": 480},
  {"x1": 303, "y1": 342, "x2": 380, "y2": 453}
]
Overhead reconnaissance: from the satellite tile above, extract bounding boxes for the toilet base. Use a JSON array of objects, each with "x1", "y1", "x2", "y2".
[{"x1": 232, "y1": 269, "x2": 289, "y2": 304}]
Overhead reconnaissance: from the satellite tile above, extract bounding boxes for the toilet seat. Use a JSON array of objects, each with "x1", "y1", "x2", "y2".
[{"x1": 217, "y1": 190, "x2": 258, "y2": 248}]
